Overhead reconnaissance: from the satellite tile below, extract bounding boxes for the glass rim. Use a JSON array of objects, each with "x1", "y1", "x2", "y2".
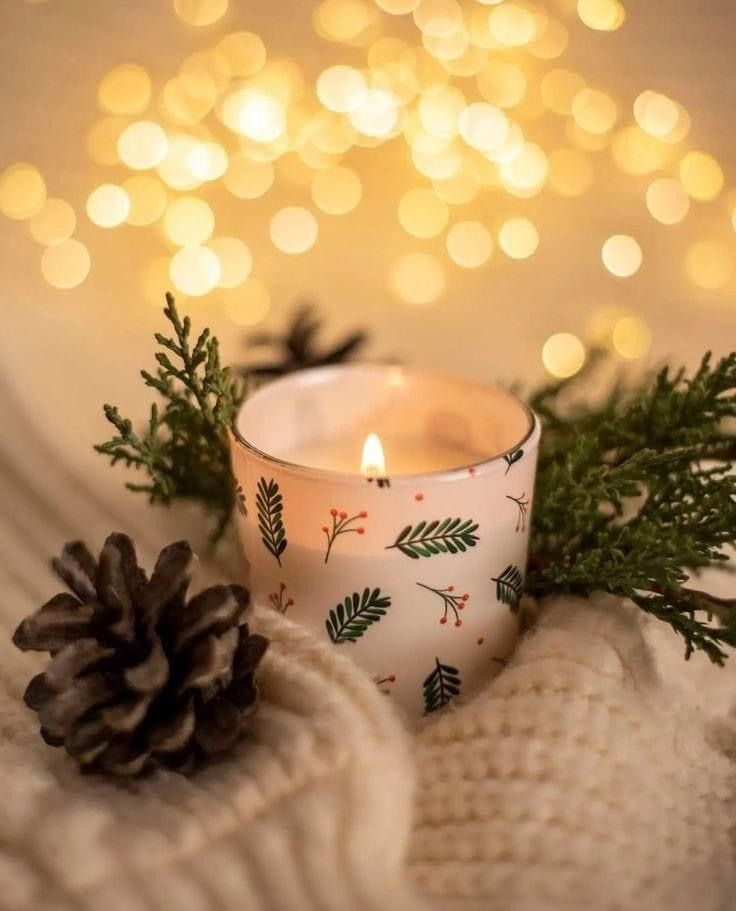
[{"x1": 231, "y1": 363, "x2": 540, "y2": 484}]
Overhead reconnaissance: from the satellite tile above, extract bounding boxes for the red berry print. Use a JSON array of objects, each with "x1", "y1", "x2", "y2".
[
  {"x1": 418, "y1": 582, "x2": 468, "y2": 628},
  {"x1": 468, "y1": 467, "x2": 477, "y2": 476},
  {"x1": 269, "y1": 583, "x2": 293, "y2": 614},
  {"x1": 415, "y1": 492, "x2": 424, "y2": 501},
  {"x1": 506, "y1": 492, "x2": 530, "y2": 533},
  {"x1": 323, "y1": 507, "x2": 370, "y2": 563}
]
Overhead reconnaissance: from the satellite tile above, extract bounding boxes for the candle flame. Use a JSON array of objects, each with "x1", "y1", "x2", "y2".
[{"x1": 361, "y1": 432, "x2": 386, "y2": 477}]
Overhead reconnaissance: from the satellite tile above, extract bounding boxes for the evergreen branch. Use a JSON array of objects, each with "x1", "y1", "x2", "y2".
[
  {"x1": 528, "y1": 352, "x2": 736, "y2": 664},
  {"x1": 95, "y1": 294, "x2": 244, "y2": 541},
  {"x1": 422, "y1": 658, "x2": 462, "y2": 714},
  {"x1": 492, "y1": 565, "x2": 524, "y2": 612},
  {"x1": 256, "y1": 477, "x2": 288, "y2": 565},
  {"x1": 325, "y1": 587, "x2": 392, "y2": 643},
  {"x1": 387, "y1": 518, "x2": 480, "y2": 559}
]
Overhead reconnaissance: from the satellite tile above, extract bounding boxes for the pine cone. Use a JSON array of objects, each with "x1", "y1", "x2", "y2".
[{"x1": 12, "y1": 533, "x2": 269, "y2": 777}]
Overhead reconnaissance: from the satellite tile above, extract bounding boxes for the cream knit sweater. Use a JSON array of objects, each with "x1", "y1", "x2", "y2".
[{"x1": 1, "y1": 383, "x2": 735, "y2": 911}]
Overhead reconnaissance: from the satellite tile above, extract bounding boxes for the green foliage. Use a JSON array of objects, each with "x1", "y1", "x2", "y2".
[
  {"x1": 528, "y1": 352, "x2": 736, "y2": 664},
  {"x1": 95, "y1": 299, "x2": 736, "y2": 665},
  {"x1": 423, "y1": 658, "x2": 462, "y2": 714},
  {"x1": 387, "y1": 518, "x2": 480, "y2": 559},
  {"x1": 256, "y1": 477, "x2": 288, "y2": 565},
  {"x1": 492, "y1": 565, "x2": 524, "y2": 612},
  {"x1": 95, "y1": 294, "x2": 244, "y2": 541},
  {"x1": 325, "y1": 587, "x2": 392, "y2": 643}
]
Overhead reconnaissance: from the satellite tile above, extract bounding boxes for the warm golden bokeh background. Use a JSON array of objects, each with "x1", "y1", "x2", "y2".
[{"x1": 1, "y1": 0, "x2": 735, "y2": 482}]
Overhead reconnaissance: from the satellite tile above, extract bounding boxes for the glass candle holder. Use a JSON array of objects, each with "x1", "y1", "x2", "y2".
[{"x1": 230, "y1": 364, "x2": 540, "y2": 720}]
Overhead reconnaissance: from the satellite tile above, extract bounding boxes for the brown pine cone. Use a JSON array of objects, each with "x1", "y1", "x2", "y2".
[{"x1": 12, "y1": 533, "x2": 269, "y2": 777}]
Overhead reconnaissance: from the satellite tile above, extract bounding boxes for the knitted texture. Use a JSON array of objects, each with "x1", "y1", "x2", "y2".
[
  {"x1": 410, "y1": 593, "x2": 736, "y2": 911},
  {"x1": 1, "y1": 607, "x2": 425, "y2": 911},
  {"x1": 2, "y1": 383, "x2": 736, "y2": 910}
]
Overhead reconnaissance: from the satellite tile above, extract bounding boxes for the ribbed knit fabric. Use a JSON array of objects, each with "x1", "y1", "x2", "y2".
[
  {"x1": 2, "y1": 380, "x2": 736, "y2": 910},
  {"x1": 411, "y1": 594, "x2": 736, "y2": 911},
  {"x1": 0, "y1": 606, "x2": 428, "y2": 911}
]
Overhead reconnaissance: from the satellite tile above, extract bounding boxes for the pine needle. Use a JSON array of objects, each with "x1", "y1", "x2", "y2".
[
  {"x1": 95, "y1": 293, "x2": 244, "y2": 541},
  {"x1": 527, "y1": 352, "x2": 736, "y2": 664}
]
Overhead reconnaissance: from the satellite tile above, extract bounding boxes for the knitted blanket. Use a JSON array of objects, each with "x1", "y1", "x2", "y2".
[{"x1": 1, "y1": 384, "x2": 735, "y2": 911}]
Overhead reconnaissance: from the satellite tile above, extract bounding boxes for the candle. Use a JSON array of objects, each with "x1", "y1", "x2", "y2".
[{"x1": 230, "y1": 364, "x2": 540, "y2": 720}]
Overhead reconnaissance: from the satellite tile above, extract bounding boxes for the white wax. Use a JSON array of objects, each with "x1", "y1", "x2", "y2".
[{"x1": 279, "y1": 434, "x2": 485, "y2": 475}]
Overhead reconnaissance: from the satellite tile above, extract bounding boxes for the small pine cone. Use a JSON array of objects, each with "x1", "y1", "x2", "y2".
[{"x1": 12, "y1": 533, "x2": 269, "y2": 777}]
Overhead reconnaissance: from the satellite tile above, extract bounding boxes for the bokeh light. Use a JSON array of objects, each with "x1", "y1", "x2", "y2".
[
  {"x1": 577, "y1": 0, "x2": 625, "y2": 31},
  {"x1": 157, "y1": 134, "x2": 204, "y2": 191},
  {"x1": 612, "y1": 316, "x2": 652, "y2": 359},
  {"x1": 646, "y1": 178, "x2": 690, "y2": 225},
  {"x1": 633, "y1": 90, "x2": 681, "y2": 139},
  {"x1": 98, "y1": 64, "x2": 152, "y2": 115},
  {"x1": 270, "y1": 206, "x2": 319, "y2": 254},
  {"x1": 679, "y1": 151, "x2": 724, "y2": 202},
  {"x1": 311, "y1": 167, "x2": 363, "y2": 214},
  {"x1": 541, "y1": 69, "x2": 586, "y2": 116},
  {"x1": 235, "y1": 91, "x2": 286, "y2": 142},
  {"x1": 41, "y1": 239, "x2": 91, "y2": 289},
  {"x1": 0, "y1": 163, "x2": 47, "y2": 220},
  {"x1": 542, "y1": 332, "x2": 586, "y2": 378},
  {"x1": 601, "y1": 234, "x2": 642, "y2": 277},
  {"x1": 123, "y1": 176, "x2": 168, "y2": 226},
  {"x1": 498, "y1": 217, "x2": 539, "y2": 259},
  {"x1": 86, "y1": 183, "x2": 130, "y2": 228},
  {"x1": 571, "y1": 88, "x2": 618, "y2": 134},
  {"x1": 163, "y1": 196, "x2": 215, "y2": 246},
  {"x1": 169, "y1": 245, "x2": 221, "y2": 296},
  {"x1": 398, "y1": 188, "x2": 449, "y2": 237},
  {"x1": 446, "y1": 221, "x2": 493, "y2": 268},
  {"x1": 224, "y1": 155, "x2": 275, "y2": 199},
  {"x1": 350, "y1": 88, "x2": 400, "y2": 137},
  {"x1": 29, "y1": 198, "x2": 76, "y2": 245},
  {"x1": 118, "y1": 121, "x2": 169, "y2": 170},
  {"x1": 391, "y1": 253, "x2": 445, "y2": 304},
  {"x1": 317, "y1": 66, "x2": 368, "y2": 112},
  {"x1": 459, "y1": 103, "x2": 509, "y2": 151},
  {"x1": 315, "y1": 0, "x2": 377, "y2": 43},
  {"x1": 213, "y1": 32, "x2": 267, "y2": 77},
  {"x1": 685, "y1": 240, "x2": 733, "y2": 290},
  {"x1": 477, "y1": 61, "x2": 527, "y2": 108},
  {"x1": 173, "y1": 0, "x2": 229, "y2": 27},
  {"x1": 207, "y1": 237, "x2": 253, "y2": 288},
  {"x1": 375, "y1": 0, "x2": 419, "y2": 13},
  {"x1": 187, "y1": 141, "x2": 228, "y2": 181},
  {"x1": 86, "y1": 118, "x2": 128, "y2": 166},
  {"x1": 488, "y1": 3, "x2": 537, "y2": 47}
]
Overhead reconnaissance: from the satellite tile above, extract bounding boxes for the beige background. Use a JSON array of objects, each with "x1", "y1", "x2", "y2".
[{"x1": 1, "y1": 0, "x2": 735, "y2": 488}]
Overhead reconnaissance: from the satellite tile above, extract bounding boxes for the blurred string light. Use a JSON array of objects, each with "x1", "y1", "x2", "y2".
[
  {"x1": 601, "y1": 234, "x2": 642, "y2": 277},
  {"x1": 542, "y1": 332, "x2": 586, "y2": 378},
  {"x1": 29, "y1": 198, "x2": 77, "y2": 246},
  {"x1": 0, "y1": 0, "x2": 733, "y2": 370}
]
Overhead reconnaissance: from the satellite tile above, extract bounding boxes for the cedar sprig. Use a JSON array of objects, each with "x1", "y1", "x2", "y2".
[
  {"x1": 96, "y1": 293, "x2": 244, "y2": 541},
  {"x1": 527, "y1": 352, "x2": 736, "y2": 664}
]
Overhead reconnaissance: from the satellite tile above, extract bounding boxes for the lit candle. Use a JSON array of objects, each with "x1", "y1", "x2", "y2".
[{"x1": 230, "y1": 364, "x2": 539, "y2": 719}]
